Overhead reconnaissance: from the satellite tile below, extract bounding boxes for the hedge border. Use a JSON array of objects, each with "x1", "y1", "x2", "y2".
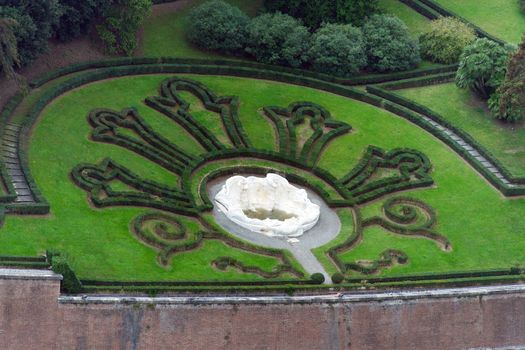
[
  {"x1": 399, "y1": 0, "x2": 506, "y2": 45},
  {"x1": 366, "y1": 77, "x2": 525, "y2": 195}
]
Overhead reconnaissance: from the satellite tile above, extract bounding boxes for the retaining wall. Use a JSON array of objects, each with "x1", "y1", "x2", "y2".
[{"x1": 1, "y1": 269, "x2": 524, "y2": 350}]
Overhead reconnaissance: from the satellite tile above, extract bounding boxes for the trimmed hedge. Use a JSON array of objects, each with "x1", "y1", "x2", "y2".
[
  {"x1": 400, "y1": 0, "x2": 506, "y2": 45},
  {"x1": 366, "y1": 83, "x2": 525, "y2": 195}
]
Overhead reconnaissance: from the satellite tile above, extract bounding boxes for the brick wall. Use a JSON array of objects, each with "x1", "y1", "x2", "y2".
[{"x1": 0, "y1": 271, "x2": 524, "y2": 350}]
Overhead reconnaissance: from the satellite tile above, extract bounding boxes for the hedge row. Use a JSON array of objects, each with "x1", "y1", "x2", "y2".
[
  {"x1": 362, "y1": 196, "x2": 451, "y2": 250},
  {"x1": 366, "y1": 84, "x2": 525, "y2": 195},
  {"x1": 88, "y1": 108, "x2": 197, "y2": 174},
  {"x1": 71, "y1": 158, "x2": 197, "y2": 217},
  {"x1": 400, "y1": 0, "x2": 506, "y2": 45},
  {"x1": 345, "y1": 249, "x2": 408, "y2": 275},
  {"x1": 345, "y1": 267, "x2": 523, "y2": 284},
  {"x1": 29, "y1": 56, "x2": 459, "y2": 89}
]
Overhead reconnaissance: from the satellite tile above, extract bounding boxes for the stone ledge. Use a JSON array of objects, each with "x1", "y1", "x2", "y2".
[
  {"x1": 59, "y1": 283, "x2": 525, "y2": 305},
  {"x1": 0, "y1": 268, "x2": 62, "y2": 281}
]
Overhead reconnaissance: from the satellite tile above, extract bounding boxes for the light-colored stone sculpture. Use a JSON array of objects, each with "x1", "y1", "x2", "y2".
[{"x1": 214, "y1": 173, "x2": 320, "y2": 238}]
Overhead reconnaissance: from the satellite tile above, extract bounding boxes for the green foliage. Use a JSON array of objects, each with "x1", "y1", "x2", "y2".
[
  {"x1": 245, "y1": 12, "x2": 311, "y2": 67},
  {"x1": 96, "y1": 0, "x2": 152, "y2": 56},
  {"x1": 0, "y1": 0, "x2": 61, "y2": 66},
  {"x1": 363, "y1": 14, "x2": 420, "y2": 72},
  {"x1": 51, "y1": 255, "x2": 82, "y2": 293},
  {"x1": 309, "y1": 23, "x2": 366, "y2": 76},
  {"x1": 263, "y1": 0, "x2": 379, "y2": 28},
  {"x1": 521, "y1": 0, "x2": 525, "y2": 13},
  {"x1": 331, "y1": 272, "x2": 344, "y2": 284},
  {"x1": 187, "y1": 0, "x2": 249, "y2": 54},
  {"x1": 0, "y1": 18, "x2": 20, "y2": 81},
  {"x1": 420, "y1": 17, "x2": 476, "y2": 64},
  {"x1": 489, "y1": 36, "x2": 525, "y2": 122},
  {"x1": 455, "y1": 38, "x2": 512, "y2": 100},
  {"x1": 310, "y1": 272, "x2": 325, "y2": 284},
  {"x1": 54, "y1": 0, "x2": 109, "y2": 41}
]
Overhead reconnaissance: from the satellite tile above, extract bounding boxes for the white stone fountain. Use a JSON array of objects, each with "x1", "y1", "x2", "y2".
[{"x1": 214, "y1": 173, "x2": 320, "y2": 238}]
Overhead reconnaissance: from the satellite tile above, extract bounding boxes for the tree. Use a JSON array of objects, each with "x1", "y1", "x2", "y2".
[
  {"x1": 54, "y1": 0, "x2": 110, "y2": 42},
  {"x1": 262, "y1": 0, "x2": 379, "y2": 29},
  {"x1": 455, "y1": 38, "x2": 512, "y2": 100},
  {"x1": 489, "y1": 35, "x2": 525, "y2": 122},
  {"x1": 97, "y1": 0, "x2": 152, "y2": 56},
  {"x1": 245, "y1": 12, "x2": 311, "y2": 67},
  {"x1": 308, "y1": 23, "x2": 366, "y2": 76},
  {"x1": 0, "y1": 17, "x2": 20, "y2": 82},
  {"x1": 335, "y1": 0, "x2": 379, "y2": 26},
  {"x1": 186, "y1": 0, "x2": 249, "y2": 54},
  {"x1": 420, "y1": 17, "x2": 476, "y2": 64},
  {"x1": 0, "y1": 0, "x2": 61, "y2": 66},
  {"x1": 362, "y1": 14, "x2": 420, "y2": 72}
]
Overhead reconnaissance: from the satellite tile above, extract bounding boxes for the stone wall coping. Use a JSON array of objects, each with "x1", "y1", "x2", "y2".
[
  {"x1": 0, "y1": 268, "x2": 62, "y2": 281},
  {"x1": 58, "y1": 283, "x2": 525, "y2": 305}
]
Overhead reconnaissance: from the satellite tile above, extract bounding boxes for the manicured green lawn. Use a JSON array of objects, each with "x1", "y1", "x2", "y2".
[
  {"x1": 1, "y1": 73, "x2": 521, "y2": 281},
  {"x1": 434, "y1": 0, "x2": 525, "y2": 43},
  {"x1": 378, "y1": 0, "x2": 431, "y2": 35},
  {"x1": 397, "y1": 83, "x2": 525, "y2": 177},
  {"x1": 142, "y1": 0, "x2": 263, "y2": 58}
]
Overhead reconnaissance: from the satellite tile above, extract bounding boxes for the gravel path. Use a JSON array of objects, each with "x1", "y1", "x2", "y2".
[{"x1": 208, "y1": 176, "x2": 342, "y2": 284}]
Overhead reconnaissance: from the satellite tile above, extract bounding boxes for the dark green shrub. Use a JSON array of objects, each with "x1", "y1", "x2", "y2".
[
  {"x1": 420, "y1": 17, "x2": 476, "y2": 64},
  {"x1": 309, "y1": 23, "x2": 366, "y2": 76},
  {"x1": 310, "y1": 272, "x2": 325, "y2": 284},
  {"x1": 96, "y1": 0, "x2": 152, "y2": 56},
  {"x1": 0, "y1": 1, "x2": 61, "y2": 66},
  {"x1": 489, "y1": 36, "x2": 525, "y2": 122},
  {"x1": 521, "y1": 0, "x2": 525, "y2": 13},
  {"x1": 187, "y1": 0, "x2": 249, "y2": 54},
  {"x1": 54, "y1": 0, "x2": 110, "y2": 41},
  {"x1": 331, "y1": 272, "x2": 344, "y2": 284},
  {"x1": 245, "y1": 12, "x2": 311, "y2": 68},
  {"x1": 363, "y1": 14, "x2": 420, "y2": 72},
  {"x1": 455, "y1": 38, "x2": 512, "y2": 100},
  {"x1": 51, "y1": 255, "x2": 82, "y2": 293},
  {"x1": 263, "y1": 0, "x2": 379, "y2": 28}
]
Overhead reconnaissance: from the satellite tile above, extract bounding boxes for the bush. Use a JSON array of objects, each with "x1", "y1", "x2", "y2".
[
  {"x1": 331, "y1": 272, "x2": 344, "y2": 284},
  {"x1": 96, "y1": 0, "x2": 152, "y2": 56},
  {"x1": 455, "y1": 38, "x2": 512, "y2": 100},
  {"x1": 309, "y1": 23, "x2": 366, "y2": 76},
  {"x1": 55, "y1": 0, "x2": 110, "y2": 41},
  {"x1": 420, "y1": 17, "x2": 476, "y2": 64},
  {"x1": 51, "y1": 255, "x2": 82, "y2": 293},
  {"x1": 521, "y1": 0, "x2": 525, "y2": 13},
  {"x1": 363, "y1": 14, "x2": 420, "y2": 72},
  {"x1": 187, "y1": 0, "x2": 249, "y2": 54},
  {"x1": 263, "y1": 0, "x2": 379, "y2": 28},
  {"x1": 0, "y1": 0, "x2": 61, "y2": 66},
  {"x1": 310, "y1": 272, "x2": 325, "y2": 284},
  {"x1": 489, "y1": 35, "x2": 525, "y2": 122},
  {"x1": 245, "y1": 12, "x2": 311, "y2": 68}
]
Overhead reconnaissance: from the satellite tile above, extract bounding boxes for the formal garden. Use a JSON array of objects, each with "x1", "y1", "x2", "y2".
[{"x1": 0, "y1": 0, "x2": 524, "y2": 293}]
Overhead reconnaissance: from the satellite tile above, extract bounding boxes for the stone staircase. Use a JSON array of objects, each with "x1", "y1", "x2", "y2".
[{"x1": 2, "y1": 123, "x2": 35, "y2": 204}]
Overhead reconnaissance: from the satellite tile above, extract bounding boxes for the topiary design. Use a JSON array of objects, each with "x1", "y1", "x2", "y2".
[{"x1": 71, "y1": 76, "x2": 449, "y2": 279}]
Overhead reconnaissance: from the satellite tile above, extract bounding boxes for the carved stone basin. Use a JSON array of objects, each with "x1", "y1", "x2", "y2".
[{"x1": 214, "y1": 174, "x2": 321, "y2": 237}]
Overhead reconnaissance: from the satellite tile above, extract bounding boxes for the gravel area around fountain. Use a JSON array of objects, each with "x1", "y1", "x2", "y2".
[{"x1": 208, "y1": 174, "x2": 342, "y2": 283}]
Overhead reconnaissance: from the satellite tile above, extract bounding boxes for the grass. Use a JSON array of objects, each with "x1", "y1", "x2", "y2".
[
  {"x1": 396, "y1": 82, "x2": 525, "y2": 176},
  {"x1": 378, "y1": 0, "x2": 431, "y2": 35},
  {"x1": 142, "y1": 0, "x2": 263, "y2": 58},
  {"x1": 3, "y1": 73, "x2": 522, "y2": 282},
  {"x1": 433, "y1": 0, "x2": 525, "y2": 44}
]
